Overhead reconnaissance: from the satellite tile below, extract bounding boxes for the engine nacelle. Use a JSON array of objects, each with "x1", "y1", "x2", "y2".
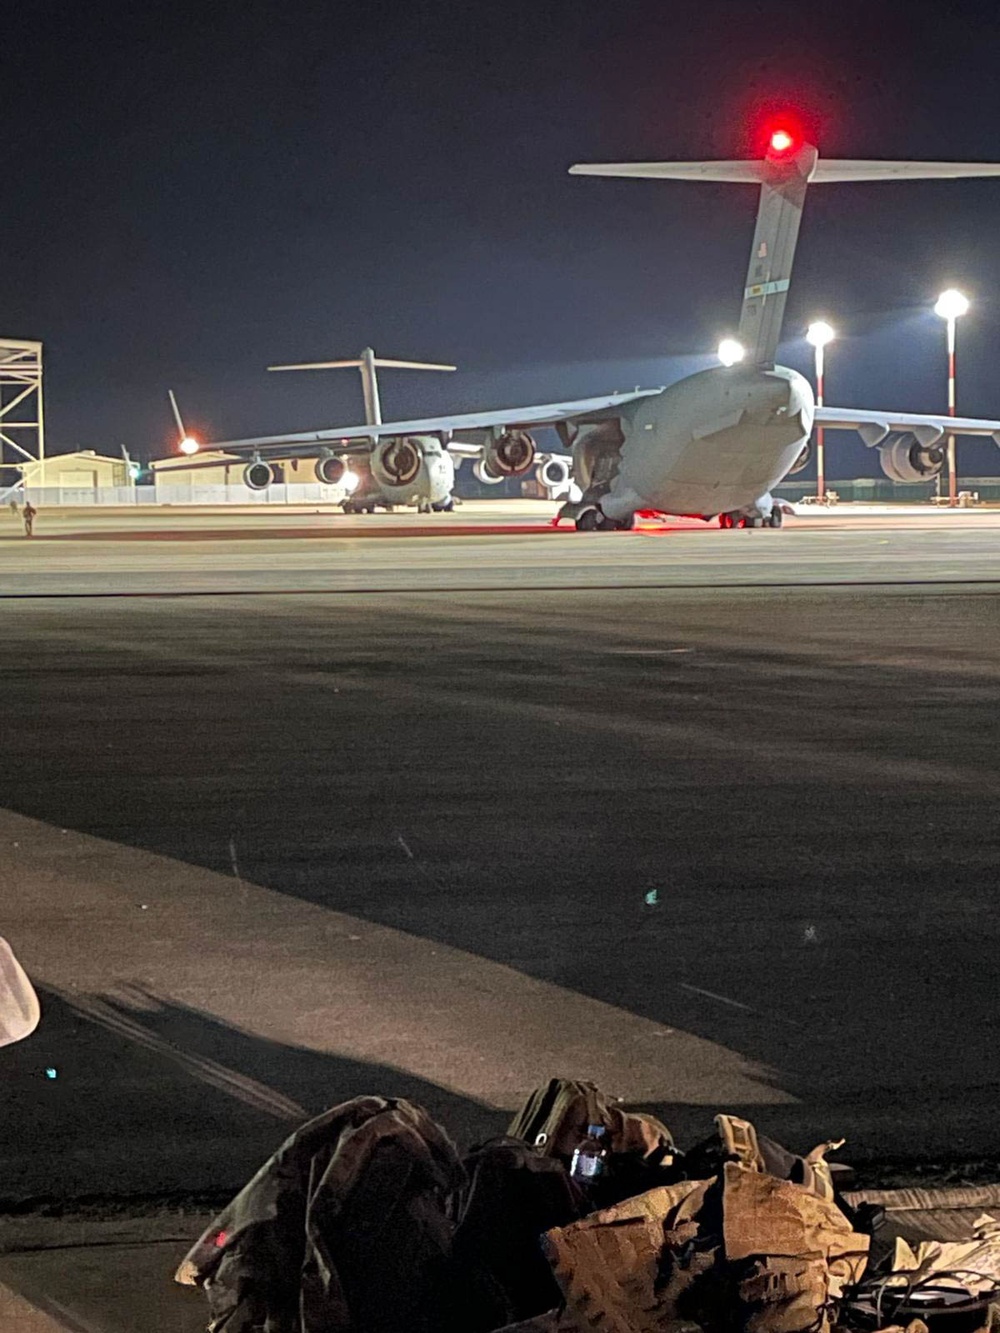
[
  {"x1": 244, "y1": 460, "x2": 275, "y2": 491},
  {"x1": 787, "y1": 440, "x2": 812, "y2": 475},
  {"x1": 316, "y1": 455, "x2": 348, "y2": 486},
  {"x1": 537, "y1": 456, "x2": 571, "y2": 490},
  {"x1": 372, "y1": 436, "x2": 422, "y2": 490},
  {"x1": 366, "y1": 436, "x2": 454, "y2": 506},
  {"x1": 878, "y1": 432, "x2": 945, "y2": 484},
  {"x1": 473, "y1": 459, "x2": 505, "y2": 485},
  {"x1": 478, "y1": 431, "x2": 536, "y2": 480}
]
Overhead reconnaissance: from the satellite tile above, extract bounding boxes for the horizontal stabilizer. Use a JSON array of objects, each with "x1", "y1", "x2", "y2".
[
  {"x1": 269, "y1": 357, "x2": 456, "y2": 372},
  {"x1": 812, "y1": 160, "x2": 1000, "y2": 182},
  {"x1": 569, "y1": 160, "x2": 764, "y2": 182},
  {"x1": 570, "y1": 159, "x2": 1000, "y2": 184}
]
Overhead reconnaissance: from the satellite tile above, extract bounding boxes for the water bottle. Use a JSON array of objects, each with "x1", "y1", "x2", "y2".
[{"x1": 569, "y1": 1123, "x2": 609, "y2": 1186}]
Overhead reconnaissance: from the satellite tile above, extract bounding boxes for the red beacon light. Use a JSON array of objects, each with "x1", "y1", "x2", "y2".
[{"x1": 769, "y1": 128, "x2": 795, "y2": 154}]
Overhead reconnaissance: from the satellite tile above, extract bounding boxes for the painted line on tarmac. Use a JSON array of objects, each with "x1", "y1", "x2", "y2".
[
  {"x1": 3, "y1": 577, "x2": 1000, "y2": 599},
  {"x1": 678, "y1": 983, "x2": 804, "y2": 1029}
]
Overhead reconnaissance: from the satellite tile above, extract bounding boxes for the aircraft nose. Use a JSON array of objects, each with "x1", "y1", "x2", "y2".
[{"x1": 782, "y1": 369, "x2": 816, "y2": 432}]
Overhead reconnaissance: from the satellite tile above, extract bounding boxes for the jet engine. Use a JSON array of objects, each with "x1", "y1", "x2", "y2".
[
  {"x1": 315, "y1": 455, "x2": 348, "y2": 485},
  {"x1": 476, "y1": 430, "x2": 536, "y2": 481},
  {"x1": 787, "y1": 440, "x2": 812, "y2": 475},
  {"x1": 473, "y1": 459, "x2": 505, "y2": 485},
  {"x1": 364, "y1": 435, "x2": 455, "y2": 507},
  {"x1": 877, "y1": 432, "x2": 945, "y2": 484},
  {"x1": 372, "y1": 437, "x2": 422, "y2": 490},
  {"x1": 537, "y1": 456, "x2": 571, "y2": 490},
  {"x1": 244, "y1": 460, "x2": 275, "y2": 490}
]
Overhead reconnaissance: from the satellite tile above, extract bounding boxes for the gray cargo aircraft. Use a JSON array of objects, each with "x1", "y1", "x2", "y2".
[{"x1": 190, "y1": 128, "x2": 1000, "y2": 528}]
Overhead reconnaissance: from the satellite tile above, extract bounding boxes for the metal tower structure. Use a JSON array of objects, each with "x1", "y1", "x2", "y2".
[{"x1": 0, "y1": 338, "x2": 44, "y2": 495}]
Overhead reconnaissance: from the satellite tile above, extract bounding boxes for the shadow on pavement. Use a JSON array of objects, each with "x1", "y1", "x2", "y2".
[
  {"x1": 0, "y1": 984, "x2": 509, "y2": 1331},
  {"x1": 0, "y1": 985, "x2": 506, "y2": 1203}
]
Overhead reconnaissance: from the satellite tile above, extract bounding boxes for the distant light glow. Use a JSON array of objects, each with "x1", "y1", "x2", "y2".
[
  {"x1": 179, "y1": 436, "x2": 200, "y2": 455},
  {"x1": 770, "y1": 128, "x2": 794, "y2": 154},
  {"x1": 934, "y1": 289, "x2": 970, "y2": 321},
  {"x1": 341, "y1": 469, "x2": 360, "y2": 494},
  {"x1": 717, "y1": 338, "x2": 746, "y2": 367},
  {"x1": 806, "y1": 320, "x2": 836, "y2": 348}
]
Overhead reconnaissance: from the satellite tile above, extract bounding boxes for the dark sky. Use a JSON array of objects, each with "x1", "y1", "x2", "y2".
[{"x1": 5, "y1": 0, "x2": 1000, "y2": 475}]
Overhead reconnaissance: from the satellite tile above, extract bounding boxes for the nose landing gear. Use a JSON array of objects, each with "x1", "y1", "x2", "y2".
[
  {"x1": 575, "y1": 506, "x2": 635, "y2": 531},
  {"x1": 718, "y1": 506, "x2": 783, "y2": 529}
]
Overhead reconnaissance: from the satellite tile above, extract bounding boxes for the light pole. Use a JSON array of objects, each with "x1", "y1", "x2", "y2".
[
  {"x1": 934, "y1": 289, "x2": 969, "y2": 506},
  {"x1": 806, "y1": 321, "x2": 835, "y2": 502}
]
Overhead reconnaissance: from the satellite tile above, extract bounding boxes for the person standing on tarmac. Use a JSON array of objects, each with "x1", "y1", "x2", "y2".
[{"x1": 22, "y1": 502, "x2": 36, "y2": 537}]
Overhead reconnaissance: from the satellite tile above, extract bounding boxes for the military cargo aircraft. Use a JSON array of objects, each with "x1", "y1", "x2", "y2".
[{"x1": 183, "y1": 128, "x2": 1000, "y2": 528}]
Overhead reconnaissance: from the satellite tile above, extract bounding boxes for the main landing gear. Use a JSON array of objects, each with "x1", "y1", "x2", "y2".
[
  {"x1": 718, "y1": 508, "x2": 783, "y2": 529},
  {"x1": 575, "y1": 506, "x2": 634, "y2": 532}
]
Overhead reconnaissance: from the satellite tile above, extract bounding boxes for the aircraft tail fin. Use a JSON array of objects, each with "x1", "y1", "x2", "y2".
[
  {"x1": 267, "y1": 347, "x2": 456, "y2": 427},
  {"x1": 570, "y1": 148, "x2": 1000, "y2": 369},
  {"x1": 737, "y1": 142, "x2": 816, "y2": 367},
  {"x1": 572, "y1": 139, "x2": 819, "y2": 367}
]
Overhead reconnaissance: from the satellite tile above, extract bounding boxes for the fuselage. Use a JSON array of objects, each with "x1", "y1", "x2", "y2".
[{"x1": 601, "y1": 363, "x2": 814, "y2": 520}]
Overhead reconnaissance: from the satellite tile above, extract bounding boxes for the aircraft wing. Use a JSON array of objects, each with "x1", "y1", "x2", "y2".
[
  {"x1": 206, "y1": 388, "x2": 662, "y2": 459},
  {"x1": 816, "y1": 405, "x2": 1000, "y2": 444}
]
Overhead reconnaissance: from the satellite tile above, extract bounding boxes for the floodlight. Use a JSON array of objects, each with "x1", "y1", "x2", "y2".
[
  {"x1": 717, "y1": 338, "x2": 746, "y2": 367},
  {"x1": 806, "y1": 320, "x2": 836, "y2": 348},
  {"x1": 934, "y1": 289, "x2": 969, "y2": 320}
]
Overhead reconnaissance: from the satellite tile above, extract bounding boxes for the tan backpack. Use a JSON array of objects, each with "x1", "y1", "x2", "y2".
[{"x1": 507, "y1": 1079, "x2": 674, "y2": 1166}]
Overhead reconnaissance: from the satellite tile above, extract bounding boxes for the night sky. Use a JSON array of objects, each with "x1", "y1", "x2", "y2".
[{"x1": 5, "y1": 0, "x2": 1000, "y2": 476}]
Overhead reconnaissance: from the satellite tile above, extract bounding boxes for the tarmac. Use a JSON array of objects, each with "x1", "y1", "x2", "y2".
[{"x1": 1, "y1": 500, "x2": 999, "y2": 1328}]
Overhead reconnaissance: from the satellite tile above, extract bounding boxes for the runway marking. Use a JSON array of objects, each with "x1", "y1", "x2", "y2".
[
  {"x1": 396, "y1": 833, "x2": 415, "y2": 860},
  {"x1": 678, "y1": 983, "x2": 803, "y2": 1029},
  {"x1": 228, "y1": 836, "x2": 242, "y2": 880},
  {"x1": 395, "y1": 829, "x2": 449, "y2": 893},
  {"x1": 678, "y1": 983, "x2": 754, "y2": 1012}
]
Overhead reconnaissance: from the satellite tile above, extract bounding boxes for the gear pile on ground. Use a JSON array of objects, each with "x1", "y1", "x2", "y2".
[{"x1": 176, "y1": 1078, "x2": 1000, "y2": 1333}]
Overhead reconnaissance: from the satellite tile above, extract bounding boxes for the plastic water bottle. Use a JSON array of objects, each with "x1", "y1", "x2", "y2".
[{"x1": 570, "y1": 1124, "x2": 609, "y2": 1186}]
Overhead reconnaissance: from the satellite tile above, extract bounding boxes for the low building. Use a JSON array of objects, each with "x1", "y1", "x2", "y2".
[
  {"x1": 20, "y1": 450, "x2": 130, "y2": 490},
  {"x1": 151, "y1": 453, "x2": 325, "y2": 486},
  {"x1": 151, "y1": 451, "x2": 248, "y2": 487}
]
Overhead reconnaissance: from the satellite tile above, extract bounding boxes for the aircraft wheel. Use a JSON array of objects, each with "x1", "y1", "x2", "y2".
[
  {"x1": 417, "y1": 499, "x2": 432, "y2": 514},
  {"x1": 576, "y1": 507, "x2": 604, "y2": 531},
  {"x1": 768, "y1": 507, "x2": 784, "y2": 529}
]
